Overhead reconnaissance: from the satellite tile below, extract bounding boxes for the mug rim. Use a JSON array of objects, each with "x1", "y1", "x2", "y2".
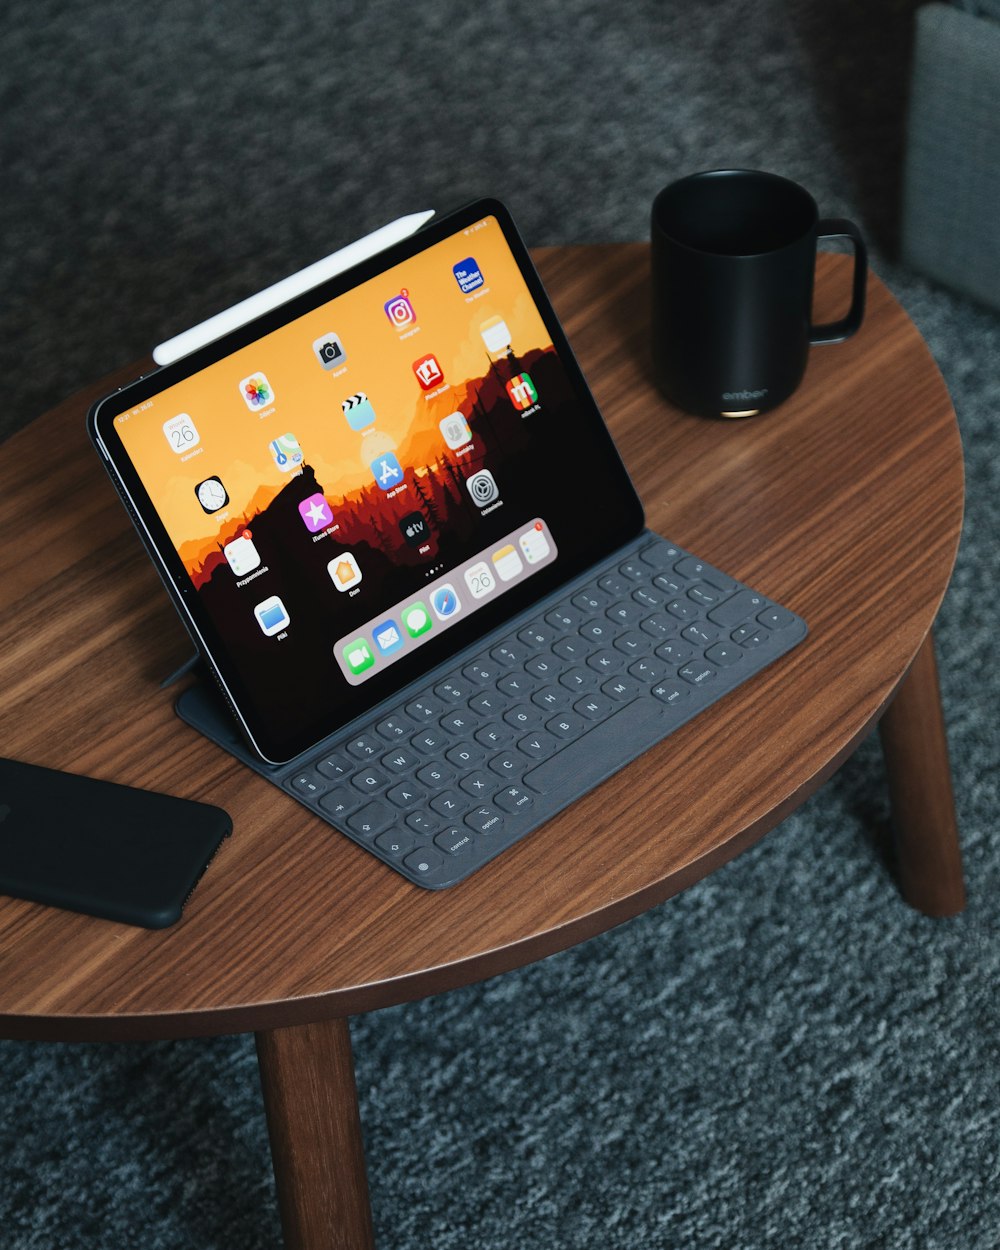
[{"x1": 651, "y1": 168, "x2": 819, "y2": 259}]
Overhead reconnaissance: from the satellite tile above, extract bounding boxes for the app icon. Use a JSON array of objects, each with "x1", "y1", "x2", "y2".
[
  {"x1": 371, "y1": 451, "x2": 404, "y2": 491},
  {"x1": 431, "y1": 583, "x2": 461, "y2": 620},
  {"x1": 194, "y1": 476, "x2": 229, "y2": 514},
  {"x1": 412, "y1": 353, "x2": 444, "y2": 390},
  {"x1": 269, "y1": 432, "x2": 304, "y2": 472},
  {"x1": 240, "y1": 372, "x2": 274, "y2": 410},
  {"x1": 453, "y1": 257, "x2": 484, "y2": 294},
  {"x1": 343, "y1": 638, "x2": 375, "y2": 675},
  {"x1": 464, "y1": 560, "x2": 497, "y2": 600},
  {"x1": 399, "y1": 511, "x2": 430, "y2": 547},
  {"x1": 439, "y1": 412, "x2": 472, "y2": 450},
  {"x1": 163, "y1": 413, "x2": 200, "y2": 454},
  {"x1": 313, "y1": 333, "x2": 347, "y2": 370},
  {"x1": 328, "y1": 552, "x2": 362, "y2": 592},
  {"x1": 341, "y1": 391, "x2": 375, "y2": 431},
  {"x1": 492, "y1": 544, "x2": 523, "y2": 582},
  {"x1": 401, "y1": 602, "x2": 433, "y2": 637},
  {"x1": 480, "y1": 315, "x2": 512, "y2": 356},
  {"x1": 372, "y1": 619, "x2": 404, "y2": 656},
  {"x1": 519, "y1": 522, "x2": 551, "y2": 564},
  {"x1": 298, "y1": 492, "x2": 333, "y2": 532},
  {"x1": 384, "y1": 290, "x2": 415, "y2": 329},
  {"x1": 466, "y1": 468, "x2": 499, "y2": 507},
  {"x1": 506, "y1": 373, "x2": 538, "y2": 410},
  {"x1": 223, "y1": 531, "x2": 261, "y2": 576},
  {"x1": 254, "y1": 595, "x2": 290, "y2": 636}
]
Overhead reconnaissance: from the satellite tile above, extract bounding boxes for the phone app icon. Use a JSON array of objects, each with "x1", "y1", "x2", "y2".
[
  {"x1": 519, "y1": 522, "x2": 551, "y2": 564},
  {"x1": 399, "y1": 511, "x2": 430, "y2": 547},
  {"x1": 439, "y1": 412, "x2": 472, "y2": 450},
  {"x1": 240, "y1": 372, "x2": 274, "y2": 411},
  {"x1": 506, "y1": 373, "x2": 538, "y2": 410},
  {"x1": 298, "y1": 492, "x2": 333, "y2": 533},
  {"x1": 328, "y1": 552, "x2": 362, "y2": 592},
  {"x1": 224, "y1": 532, "x2": 261, "y2": 576},
  {"x1": 343, "y1": 638, "x2": 375, "y2": 675},
  {"x1": 313, "y1": 333, "x2": 347, "y2": 370},
  {"x1": 431, "y1": 583, "x2": 461, "y2": 620},
  {"x1": 401, "y1": 602, "x2": 433, "y2": 638},
  {"x1": 371, "y1": 451, "x2": 404, "y2": 491},
  {"x1": 466, "y1": 469, "x2": 499, "y2": 507},
  {"x1": 372, "y1": 619, "x2": 404, "y2": 656},
  {"x1": 163, "y1": 413, "x2": 200, "y2": 454},
  {"x1": 384, "y1": 290, "x2": 415, "y2": 329},
  {"x1": 492, "y1": 544, "x2": 523, "y2": 582},
  {"x1": 464, "y1": 560, "x2": 497, "y2": 600},
  {"x1": 254, "y1": 595, "x2": 289, "y2": 637},
  {"x1": 412, "y1": 353, "x2": 444, "y2": 390},
  {"x1": 194, "y1": 476, "x2": 229, "y2": 514},
  {"x1": 480, "y1": 315, "x2": 512, "y2": 356},
  {"x1": 453, "y1": 257, "x2": 484, "y2": 294},
  {"x1": 341, "y1": 391, "x2": 376, "y2": 431},
  {"x1": 269, "y1": 432, "x2": 304, "y2": 472}
]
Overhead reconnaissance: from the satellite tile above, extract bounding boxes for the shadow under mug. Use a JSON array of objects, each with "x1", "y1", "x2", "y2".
[{"x1": 651, "y1": 169, "x2": 868, "y2": 418}]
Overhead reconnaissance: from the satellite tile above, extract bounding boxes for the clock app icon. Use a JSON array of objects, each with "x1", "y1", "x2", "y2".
[{"x1": 195, "y1": 476, "x2": 229, "y2": 514}]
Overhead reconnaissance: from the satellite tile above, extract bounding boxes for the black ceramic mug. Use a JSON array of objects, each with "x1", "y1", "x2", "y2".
[{"x1": 650, "y1": 169, "x2": 867, "y2": 417}]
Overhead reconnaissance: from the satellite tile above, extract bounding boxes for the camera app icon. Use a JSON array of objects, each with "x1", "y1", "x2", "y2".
[
  {"x1": 384, "y1": 289, "x2": 416, "y2": 330},
  {"x1": 313, "y1": 333, "x2": 347, "y2": 370},
  {"x1": 466, "y1": 469, "x2": 500, "y2": 508}
]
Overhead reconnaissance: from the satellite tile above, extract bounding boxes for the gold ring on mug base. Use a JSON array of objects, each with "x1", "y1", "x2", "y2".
[{"x1": 719, "y1": 409, "x2": 760, "y2": 418}]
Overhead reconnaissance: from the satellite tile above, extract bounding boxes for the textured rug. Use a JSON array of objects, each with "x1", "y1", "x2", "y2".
[{"x1": 2, "y1": 2, "x2": 998, "y2": 1247}]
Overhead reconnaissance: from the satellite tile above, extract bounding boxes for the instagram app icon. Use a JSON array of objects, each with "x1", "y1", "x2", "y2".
[{"x1": 384, "y1": 289, "x2": 416, "y2": 329}]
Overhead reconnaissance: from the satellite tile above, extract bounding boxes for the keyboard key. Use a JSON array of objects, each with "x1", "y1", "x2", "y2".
[
  {"x1": 375, "y1": 829, "x2": 415, "y2": 857},
  {"x1": 352, "y1": 767, "x2": 390, "y2": 793},
  {"x1": 416, "y1": 761, "x2": 455, "y2": 788},
  {"x1": 674, "y1": 556, "x2": 734, "y2": 590},
  {"x1": 475, "y1": 722, "x2": 514, "y2": 749},
  {"x1": 606, "y1": 600, "x2": 645, "y2": 627},
  {"x1": 757, "y1": 604, "x2": 796, "y2": 630},
  {"x1": 346, "y1": 734, "x2": 382, "y2": 760},
  {"x1": 580, "y1": 619, "x2": 614, "y2": 644},
  {"x1": 469, "y1": 689, "x2": 509, "y2": 716},
  {"x1": 494, "y1": 784, "x2": 534, "y2": 814},
  {"x1": 652, "y1": 573, "x2": 685, "y2": 595},
  {"x1": 446, "y1": 742, "x2": 487, "y2": 769},
  {"x1": 598, "y1": 572, "x2": 630, "y2": 597},
  {"x1": 655, "y1": 639, "x2": 694, "y2": 665},
  {"x1": 545, "y1": 604, "x2": 581, "y2": 630},
  {"x1": 628, "y1": 656, "x2": 667, "y2": 683},
  {"x1": 618, "y1": 559, "x2": 645, "y2": 581},
  {"x1": 498, "y1": 671, "x2": 537, "y2": 697},
  {"x1": 348, "y1": 801, "x2": 394, "y2": 837},
  {"x1": 406, "y1": 811, "x2": 439, "y2": 836},
  {"x1": 547, "y1": 711, "x2": 587, "y2": 739},
  {"x1": 442, "y1": 709, "x2": 477, "y2": 737},
  {"x1": 602, "y1": 675, "x2": 641, "y2": 701},
  {"x1": 412, "y1": 728, "x2": 448, "y2": 753},
  {"x1": 678, "y1": 661, "x2": 717, "y2": 686},
  {"x1": 572, "y1": 588, "x2": 608, "y2": 613},
  {"x1": 733, "y1": 624, "x2": 769, "y2": 648},
  {"x1": 319, "y1": 788, "x2": 362, "y2": 819},
  {"x1": 434, "y1": 679, "x2": 470, "y2": 704},
  {"x1": 525, "y1": 654, "x2": 559, "y2": 680},
  {"x1": 491, "y1": 641, "x2": 528, "y2": 666},
  {"x1": 687, "y1": 584, "x2": 721, "y2": 607},
  {"x1": 517, "y1": 730, "x2": 559, "y2": 760},
  {"x1": 430, "y1": 791, "x2": 466, "y2": 819},
  {"x1": 639, "y1": 541, "x2": 680, "y2": 569},
  {"x1": 385, "y1": 781, "x2": 425, "y2": 809},
  {"x1": 652, "y1": 682, "x2": 689, "y2": 707},
  {"x1": 552, "y1": 636, "x2": 593, "y2": 662},
  {"x1": 632, "y1": 586, "x2": 663, "y2": 609},
  {"x1": 488, "y1": 753, "x2": 521, "y2": 778},
  {"x1": 613, "y1": 630, "x2": 652, "y2": 656},
  {"x1": 587, "y1": 649, "x2": 624, "y2": 674},
  {"x1": 403, "y1": 847, "x2": 445, "y2": 876},
  {"x1": 435, "y1": 827, "x2": 475, "y2": 855},
  {"x1": 559, "y1": 667, "x2": 599, "y2": 692},
  {"x1": 463, "y1": 660, "x2": 497, "y2": 684},
  {"x1": 532, "y1": 685, "x2": 572, "y2": 710},
  {"x1": 574, "y1": 692, "x2": 614, "y2": 721},
  {"x1": 375, "y1": 715, "x2": 412, "y2": 741},
  {"x1": 504, "y1": 704, "x2": 545, "y2": 730},
  {"x1": 465, "y1": 806, "x2": 504, "y2": 835},
  {"x1": 705, "y1": 642, "x2": 742, "y2": 667},
  {"x1": 315, "y1": 753, "x2": 352, "y2": 781},
  {"x1": 708, "y1": 589, "x2": 767, "y2": 628},
  {"x1": 459, "y1": 772, "x2": 493, "y2": 799},
  {"x1": 291, "y1": 773, "x2": 326, "y2": 798},
  {"x1": 682, "y1": 622, "x2": 718, "y2": 647},
  {"x1": 665, "y1": 599, "x2": 698, "y2": 622},
  {"x1": 382, "y1": 747, "x2": 421, "y2": 773},
  {"x1": 517, "y1": 623, "x2": 551, "y2": 648},
  {"x1": 406, "y1": 696, "x2": 443, "y2": 722},
  {"x1": 641, "y1": 613, "x2": 678, "y2": 637}
]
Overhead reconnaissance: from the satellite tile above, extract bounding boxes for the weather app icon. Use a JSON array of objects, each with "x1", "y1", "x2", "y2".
[{"x1": 453, "y1": 257, "x2": 484, "y2": 293}]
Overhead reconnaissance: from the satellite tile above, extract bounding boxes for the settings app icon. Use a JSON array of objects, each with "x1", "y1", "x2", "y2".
[{"x1": 466, "y1": 469, "x2": 500, "y2": 508}]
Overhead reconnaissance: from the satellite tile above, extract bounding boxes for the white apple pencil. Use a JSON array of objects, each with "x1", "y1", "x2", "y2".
[{"x1": 152, "y1": 209, "x2": 436, "y2": 366}]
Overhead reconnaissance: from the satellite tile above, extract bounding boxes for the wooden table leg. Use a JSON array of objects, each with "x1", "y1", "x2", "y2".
[
  {"x1": 256, "y1": 1017, "x2": 375, "y2": 1250},
  {"x1": 878, "y1": 629, "x2": 966, "y2": 916}
]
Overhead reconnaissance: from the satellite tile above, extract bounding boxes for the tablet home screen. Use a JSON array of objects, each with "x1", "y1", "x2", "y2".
[{"x1": 104, "y1": 209, "x2": 641, "y2": 760}]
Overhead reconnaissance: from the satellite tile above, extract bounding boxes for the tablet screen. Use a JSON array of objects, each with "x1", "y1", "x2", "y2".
[{"x1": 92, "y1": 201, "x2": 643, "y2": 761}]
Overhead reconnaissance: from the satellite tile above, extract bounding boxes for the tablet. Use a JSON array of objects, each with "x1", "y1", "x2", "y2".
[{"x1": 89, "y1": 199, "x2": 644, "y2": 764}]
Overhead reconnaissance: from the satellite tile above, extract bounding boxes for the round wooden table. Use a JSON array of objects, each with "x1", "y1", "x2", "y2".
[{"x1": 0, "y1": 246, "x2": 965, "y2": 1249}]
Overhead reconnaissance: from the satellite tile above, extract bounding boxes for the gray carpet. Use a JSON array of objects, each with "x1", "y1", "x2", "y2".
[{"x1": 2, "y1": 2, "x2": 999, "y2": 1247}]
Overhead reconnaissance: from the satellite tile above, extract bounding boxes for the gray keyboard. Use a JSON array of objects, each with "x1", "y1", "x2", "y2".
[{"x1": 250, "y1": 532, "x2": 807, "y2": 888}]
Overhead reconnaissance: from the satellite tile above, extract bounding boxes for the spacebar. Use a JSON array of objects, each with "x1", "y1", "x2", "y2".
[{"x1": 522, "y1": 699, "x2": 665, "y2": 794}]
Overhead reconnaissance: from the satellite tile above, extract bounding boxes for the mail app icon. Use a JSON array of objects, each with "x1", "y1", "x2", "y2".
[{"x1": 373, "y1": 620, "x2": 404, "y2": 656}]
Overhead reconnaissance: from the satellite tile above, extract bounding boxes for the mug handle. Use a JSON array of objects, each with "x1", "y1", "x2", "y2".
[{"x1": 809, "y1": 218, "x2": 868, "y2": 345}]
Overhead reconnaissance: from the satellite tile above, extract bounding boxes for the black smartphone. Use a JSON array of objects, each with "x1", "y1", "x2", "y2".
[{"x1": 0, "y1": 758, "x2": 231, "y2": 928}]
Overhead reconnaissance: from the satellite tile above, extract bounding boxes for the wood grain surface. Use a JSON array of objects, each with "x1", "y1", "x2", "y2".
[{"x1": 0, "y1": 247, "x2": 964, "y2": 1041}]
